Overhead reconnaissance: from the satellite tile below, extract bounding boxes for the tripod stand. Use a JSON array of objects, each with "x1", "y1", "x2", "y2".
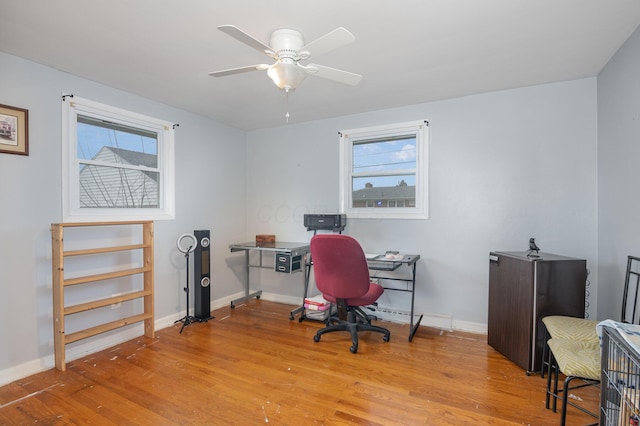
[{"x1": 175, "y1": 234, "x2": 198, "y2": 334}]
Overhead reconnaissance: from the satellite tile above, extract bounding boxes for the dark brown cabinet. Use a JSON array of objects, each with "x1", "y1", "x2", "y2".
[{"x1": 488, "y1": 251, "x2": 587, "y2": 373}]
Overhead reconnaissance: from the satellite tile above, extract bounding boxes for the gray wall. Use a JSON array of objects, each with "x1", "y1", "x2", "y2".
[
  {"x1": 597, "y1": 24, "x2": 640, "y2": 320},
  {"x1": 246, "y1": 78, "x2": 598, "y2": 327},
  {"x1": 0, "y1": 52, "x2": 248, "y2": 384}
]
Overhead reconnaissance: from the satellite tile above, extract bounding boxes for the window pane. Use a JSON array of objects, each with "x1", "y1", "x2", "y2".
[
  {"x1": 77, "y1": 115, "x2": 158, "y2": 167},
  {"x1": 352, "y1": 175, "x2": 415, "y2": 208},
  {"x1": 79, "y1": 164, "x2": 159, "y2": 208},
  {"x1": 353, "y1": 136, "x2": 416, "y2": 175},
  {"x1": 63, "y1": 96, "x2": 175, "y2": 221},
  {"x1": 340, "y1": 120, "x2": 428, "y2": 219}
]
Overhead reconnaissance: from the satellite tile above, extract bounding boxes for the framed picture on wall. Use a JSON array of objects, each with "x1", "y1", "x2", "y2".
[{"x1": 0, "y1": 103, "x2": 29, "y2": 156}]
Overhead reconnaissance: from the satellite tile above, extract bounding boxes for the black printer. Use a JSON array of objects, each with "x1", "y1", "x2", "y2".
[{"x1": 303, "y1": 214, "x2": 347, "y2": 232}]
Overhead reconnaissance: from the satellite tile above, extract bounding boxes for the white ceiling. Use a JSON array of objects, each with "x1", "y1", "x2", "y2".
[{"x1": 1, "y1": 0, "x2": 640, "y2": 131}]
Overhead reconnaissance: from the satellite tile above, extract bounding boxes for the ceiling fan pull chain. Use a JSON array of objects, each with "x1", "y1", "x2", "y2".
[{"x1": 285, "y1": 88, "x2": 291, "y2": 123}]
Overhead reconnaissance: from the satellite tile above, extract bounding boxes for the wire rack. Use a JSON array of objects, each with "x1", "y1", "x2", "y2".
[{"x1": 601, "y1": 326, "x2": 640, "y2": 425}]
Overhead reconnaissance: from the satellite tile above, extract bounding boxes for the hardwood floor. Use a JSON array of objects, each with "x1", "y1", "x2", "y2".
[{"x1": 0, "y1": 300, "x2": 599, "y2": 425}]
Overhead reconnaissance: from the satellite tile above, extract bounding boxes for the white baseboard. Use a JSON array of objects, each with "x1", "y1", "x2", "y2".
[
  {"x1": 368, "y1": 305, "x2": 486, "y2": 334},
  {"x1": 235, "y1": 291, "x2": 301, "y2": 307},
  {"x1": 453, "y1": 319, "x2": 488, "y2": 334},
  {"x1": 0, "y1": 293, "x2": 486, "y2": 386}
]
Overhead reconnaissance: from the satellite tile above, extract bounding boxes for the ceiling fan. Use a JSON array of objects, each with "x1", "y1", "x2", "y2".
[{"x1": 208, "y1": 25, "x2": 363, "y2": 92}]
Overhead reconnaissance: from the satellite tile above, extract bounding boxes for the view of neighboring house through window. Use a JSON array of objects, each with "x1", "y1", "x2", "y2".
[
  {"x1": 352, "y1": 136, "x2": 416, "y2": 208},
  {"x1": 62, "y1": 96, "x2": 175, "y2": 221},
  {"x1": 339, "y1": 120, "x2": 429, "y2": 219},
  {"x1": 77, "y1": 116, "x2": 159, "y2": 209}
]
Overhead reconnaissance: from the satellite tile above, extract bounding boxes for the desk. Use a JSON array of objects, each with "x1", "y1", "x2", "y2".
[
  {"x1": 367, "y1": 254, "x2": 423, "y2": 342},
  {"x1": 229, "y1": 242, "x2": 311, "y2": 319},
  {"x1": 230, "y1": 242, "x2": 422, "y2": 341},
  {"x1": 297, "y1": 253, "x2": 423, "y2": 341}
]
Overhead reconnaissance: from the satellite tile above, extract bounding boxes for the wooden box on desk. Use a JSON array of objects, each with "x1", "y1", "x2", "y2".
[{"x1": 256, "y1": 234, "x2": 276, "y2": 246}]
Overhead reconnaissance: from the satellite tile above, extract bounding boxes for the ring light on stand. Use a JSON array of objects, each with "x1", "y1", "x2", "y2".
[
  {"x1": 176, "y1": 233, "x2": 197, "y2": 254},
  {"x1": 174, "y1": 233, "x2": 198, "y2": 333}
]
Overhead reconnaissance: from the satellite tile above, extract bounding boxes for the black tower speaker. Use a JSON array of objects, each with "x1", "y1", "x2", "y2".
[{"x1": 193, "y1": 230, "x2": 212, "y2": 320}]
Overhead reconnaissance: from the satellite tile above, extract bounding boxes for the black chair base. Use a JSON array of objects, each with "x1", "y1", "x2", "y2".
[{"x1": 314, "y1": 308, "x2": 390, "y2": 353}]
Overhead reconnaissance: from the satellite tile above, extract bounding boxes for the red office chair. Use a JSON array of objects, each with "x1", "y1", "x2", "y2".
[{"x1": 310, "y1": 234, "x2": 390, "y2": 353}]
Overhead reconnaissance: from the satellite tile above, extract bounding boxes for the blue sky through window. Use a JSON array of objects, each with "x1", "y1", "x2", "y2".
[
  {"x1": 77, "y1": 121, "x2": 157, "y2": 161},
  {"x1": 352, "y1": 137, "x2": 416, "y2": 189}
]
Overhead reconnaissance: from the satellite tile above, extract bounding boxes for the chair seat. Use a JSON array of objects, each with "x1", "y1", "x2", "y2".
[
  {"x1": 321, "y1": 282, "x2": 384, "y2": 306},
  {"x1": 547, "y1": 338, "x2": 601, "y2": 380},
  {"x1": 542, "y1": 316, "x2": 599, "y2": 343}
]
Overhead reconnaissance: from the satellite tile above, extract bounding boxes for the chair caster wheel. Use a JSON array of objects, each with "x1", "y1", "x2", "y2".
[
  {"x1": 313, "y1": 335, "x2": 320, "y2": 342},
  {"x1": 350, "y1": 345, "x2": 358, "y2": 354},
  {"x1": 289, "y1": 314, "x2": 294, "y2": 320},
  {"x1": 383, "y1": 334, "x2": 390, "y2": 342}
]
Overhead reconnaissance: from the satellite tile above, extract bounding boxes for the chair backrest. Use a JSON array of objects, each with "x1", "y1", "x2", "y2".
[
  {"x1": 310, "y1": 234, "x2": 371, "y2": 300},
  {"x1": 621, "y1": 256, "x2": 640, "y2": 323}
]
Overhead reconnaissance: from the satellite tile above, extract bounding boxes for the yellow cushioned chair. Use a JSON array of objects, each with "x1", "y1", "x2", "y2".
[
  {"x1": 542, "y1": 316, "x2": 599, "y2": 342},
  {"x1": 541, "y1": 256, "x2": 640, "y2": 378},
  {"x1": 540, "y1": 316, "x2": 599, "y2": 379},
  {"x1": 545, "y1": 338, "x2": 600, "y2": 426},
  {"x1": 542, "y1": 255, "x2": 640, "y2": 424}
]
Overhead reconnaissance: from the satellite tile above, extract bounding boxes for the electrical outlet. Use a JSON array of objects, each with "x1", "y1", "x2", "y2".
[{"x1": 111, "y1": 293, "x2": 122, "y2": 309}]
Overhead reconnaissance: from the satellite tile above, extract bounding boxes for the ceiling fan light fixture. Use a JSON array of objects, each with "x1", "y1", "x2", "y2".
[
  {"x1": 267, "y1": 62, "x2": 307, "y2": 91},
  {"x1": 211, "y1": 25, "x2": 361, "y2": 92}
]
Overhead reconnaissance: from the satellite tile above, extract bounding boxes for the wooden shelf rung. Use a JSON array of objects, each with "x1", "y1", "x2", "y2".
[
  {"x1": 64, "y1": 313, "x2": 152, "y2": 344},
  {"x1": 64, "y1": 290, "x2": 152, "y2": 315},
  {"x1": 64, "y1": 266, "x2": 151, "y2": 286},
  {"x1": 64, "y1": 243, "x2": 150, "y2": 257},
  {"x1": 55, "y1": 220, "x2": 152, "y2": 227}
]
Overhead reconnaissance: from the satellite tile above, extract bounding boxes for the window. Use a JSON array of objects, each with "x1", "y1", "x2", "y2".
[
  {"x1": 339, "y1": 120, "x2": 429, "y2": 219},
  {"x1": 62, "y1": 96, "x2": 175, "y2": 221}
]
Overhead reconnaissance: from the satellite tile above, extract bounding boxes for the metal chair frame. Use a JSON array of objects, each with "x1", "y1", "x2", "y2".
[
  {"x1": 545, "y1": 344, "x2": 599, "y2": 426},
  {"x1": 541, "y1": 255, "x2": 640, "y2": 423}
]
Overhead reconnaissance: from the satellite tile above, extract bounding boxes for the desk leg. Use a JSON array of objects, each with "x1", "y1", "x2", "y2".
[
  {"x1": 290, "y1": 257, "x2": 311, "y2": 321},
  {"x1": 231, "y1": 250, "x2": 262, "y2": 308},
  {"x1": 408, "y1": 262, "x2": 423, "y2": 341}
]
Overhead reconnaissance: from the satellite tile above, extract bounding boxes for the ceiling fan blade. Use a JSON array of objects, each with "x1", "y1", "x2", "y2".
[
  {"x1": 306, "y1": 64, "x2": 362, "y2": 86},
  {"x1": 302, "y1": 27, "x2": 355, "y2": 59},
  {"x1": 208, "y1": 64, "x2": 269, "y2": 77},
  {"x1": 218, "y1": 25, "x2": 273, "y2": 55}
]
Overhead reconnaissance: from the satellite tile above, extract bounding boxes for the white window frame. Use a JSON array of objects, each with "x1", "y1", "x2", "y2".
[
  {"x1": 339, "y1": 120, "x2": 429, "y2": 220},
  {"x1": 62, "y1": 96, "x2": 175, "y2": 222}
]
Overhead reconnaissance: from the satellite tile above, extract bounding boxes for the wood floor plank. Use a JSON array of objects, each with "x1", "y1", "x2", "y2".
[{"x1": 0, "y1": 300, "x2": 599, "y2": 425}]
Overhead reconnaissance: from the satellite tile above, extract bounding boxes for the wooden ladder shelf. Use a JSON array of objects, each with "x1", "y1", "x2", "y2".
[{"x1": 51, "y1": 221, "x2": 155, "y2": 371}]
